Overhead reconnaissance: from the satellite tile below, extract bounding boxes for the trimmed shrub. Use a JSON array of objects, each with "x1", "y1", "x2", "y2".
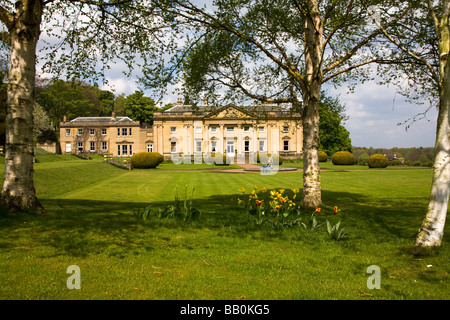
[
  {"x1": 331, "y1": 151, "x2": 355, "y2": 165},
  {"x1": 130, "y1": 152, "x2": 164, "y2": 168},
  {"x1": 270, "y1": 154, "x2": 283, "y2": 166},
  {"x1": 358, "y1": 152, "x2": 370, "y2": 165},
  {"x1": 413, "y1": 161, "x2": 422, "y2": 166},
  {"x1": 422, "y1": 160, "x2": 434, "y2": 167},
  {"x1": 318, "y1": 151, "x2": 328, "y2": 162},
  {"x1": 390, "y1": 159, "x2": 401, "y2": 166},
  {"x1": 214, "y1": 153, "x2": 231, "y2": 166},
  {"x1": 256, "y1": 152, "x2": 268, "y2": 164},
  {"x1": 257, "y1": 152, "x2": 283, "y2": 165},
  {"x1": 367, "y1": 154, "x2": 389, "y2": 168}
]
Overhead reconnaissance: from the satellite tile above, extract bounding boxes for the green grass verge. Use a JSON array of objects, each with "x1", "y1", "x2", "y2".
[{"x1": 0, "y1": 158, "x2": 448, "y2": 300}]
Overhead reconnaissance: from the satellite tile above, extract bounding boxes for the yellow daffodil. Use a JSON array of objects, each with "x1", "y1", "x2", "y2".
[
  {"x1": 255, "y1": 200, "x2": 263, "y2": 206},
  {"x1": 279, "y1": 189, "x2": 285, "y2": 194},
  {"x1": 239, "y1": 187, "x2": 246, "y2": 193},
  {"x1": 260, "y1": 186, "x2": 267, "y2": 193},
  {"x1": 238, "y1": 198, "x2": 243, "y2": 205},
  {"x1": 251, "y1": 190, "x2": 256, "y2": 195},
  {"x1": 254, "y1": 185, "x2": 258, "y2": 190}
]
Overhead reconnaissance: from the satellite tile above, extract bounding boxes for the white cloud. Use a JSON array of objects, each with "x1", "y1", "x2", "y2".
[{"x1": 325, "y1": 81, "x2": 438, "y2": 148}]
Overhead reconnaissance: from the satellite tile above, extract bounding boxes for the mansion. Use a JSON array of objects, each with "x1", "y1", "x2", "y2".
[{"x1": 59, "y1": 101, "x2": 304, "y2": 162}]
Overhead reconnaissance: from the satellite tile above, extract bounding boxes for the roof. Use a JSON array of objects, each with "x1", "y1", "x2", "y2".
[
  {"x1": 164, "y1": 103, "x2": 293, "y2": 114},
  {"x1": 158, "y1": 103, "x2": 299, "y2": 119},
  {"x1": 69, "y1": 116, "x2": 136, "y2": 123}
]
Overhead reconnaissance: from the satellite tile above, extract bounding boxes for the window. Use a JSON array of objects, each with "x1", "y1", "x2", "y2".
[
  {"x1": 210, "y1": 126, "x2": 217, "y2": 133},
  {"x1": 78, "y1": 142, "x2": 83, "y2": 152},
  {"x1": 170, "y1": 127, "x2": 176, "y2": 133},
  {"x1": 65, "y1": 129, "x2": 71, "y2": 136},
  {"x1": 171, "y1": 142, "x2": 177, "y2": 153},
  {"x1": 102, "y1": 141, "x2": 107, "y2": 152},
  {"x1": 78, "y1": 128, "x2": 83, "y2": 135},
  {"x1": 90, "y1": 129, "x2": 95, "y2": 136},
  {"x1": 122, "y1": 145, "x2": 128, "y2": 156},
  {"x1": 147, "y1": 144, "x2": 153, "y2": 152},
  {"x1": 129, "y1": 128, "x2": 132, "y2": 136},
  {"x1": 284, "y1": 140, "x2": 289, "y2": 152},
  {"x1": 196, "y1": 141, "x2": 202, "y2": 153},
  {"x1": 65, "y1": 143, "x2": 72, "y2": 153},
  {"x1": 195, "y1": 126, "x2": 202, "y2": 133},
  {"x1": 211, "y1": 141, "x2": 217, "y2": 153},
  {"x1": 117, "y1": 128, "x2": 120, "y2": 136},
  {"x1": 244, "y1": 126, "x2": 250, "y2": 132},
  {"x1": 117, "y1": 145, "x2": 121, "y2": 156},
  {"x1": 259, "y1": 140, "x2": 265, "y2": 152},
  {"x1": 227, "y1": 126, "x2": 234, "y2": 132},
  {"x1": 244, "y1": 141, "x2": 250, "y2": 152},
  {"x1": 258, "y1": 126, "x2": 265, "y2": 132},
  {"x1": 102, "y1": 128, "x2": 107, "y2": 135},
  {"x1": 90, "y1": 141, "x2": 95, "y2": 152},
  {"x1": 122, "y1": 128, "x2": 128, "y2": 136},
  {"x1": 283, "y1": 126, "x2": 289, "y2": 133},
  {"x1": 129, "y1": 144, "x2": 133, "y2": 155}
]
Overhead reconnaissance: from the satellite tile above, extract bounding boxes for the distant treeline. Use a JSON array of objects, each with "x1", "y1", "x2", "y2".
[{"x1": 353, "y1": 146, "x2": 435, "y2": 167}]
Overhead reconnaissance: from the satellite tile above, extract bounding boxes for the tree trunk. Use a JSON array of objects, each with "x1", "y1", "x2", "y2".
[
  {"x1": 0, "y1": 1, "x2": 44, "y2": 213},
  {"x1": 415, "y1": 1, "x2": 449, "y2": 247},
  {"x1": 301, "y1": 93, "x2": 322, "y2": 208},
  {"x1": 415, "y1": 58, "x2": 450, "y2": 247},
  {"x1": 301, "y1": 1, "x2": 323, "y2": 209}
]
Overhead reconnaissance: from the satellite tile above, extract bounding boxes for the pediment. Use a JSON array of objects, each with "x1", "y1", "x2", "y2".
[{"x1": 205, "y1": 105, "x2": 253, "y2": 119}]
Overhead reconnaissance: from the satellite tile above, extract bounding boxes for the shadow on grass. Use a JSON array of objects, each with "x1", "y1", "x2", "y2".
[{"x1": 0, "y1": 188, "x2": 430, "y2": 258}]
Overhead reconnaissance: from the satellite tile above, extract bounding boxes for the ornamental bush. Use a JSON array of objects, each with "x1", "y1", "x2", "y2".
[
  {"x1": 367, "y1": 154, "x2": 389, "y2": 168},
  {"x1": 358, "y1": 152, "x2": 370, "y2": 165},
  {"x1": 130, "y1": 152, "x2": 164, "y2": 168},
  {"x1": 214, "y1": 153, "x2": 231, "y2": 166},
  {"x1": 331, "y1": 151, "x2": 355, "y2": 165},
  {"x1": 318, "y1": 151, "x2": 328, "y2": 162},
  {"x1": 257, "y1": 152, "x2": 283, "y2": 165}
]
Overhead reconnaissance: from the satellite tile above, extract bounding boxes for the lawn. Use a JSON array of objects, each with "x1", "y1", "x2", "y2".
[{"x1": 0, "y1": 155, "x2": 448, "y2": 300}]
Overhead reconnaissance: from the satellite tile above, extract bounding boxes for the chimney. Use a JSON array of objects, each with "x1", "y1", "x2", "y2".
[
  {"x1": 204, "y1": 94, "x2": 208, "y2": 106},
  {"x1": 177, "y1": 97, "x2": 183, "y2": 105},
  {"x1": 112, "y1": 111, "x2": 116, "y2": 119},
  {"x1": 63, "y1": 115, "x2": 67, "y2": 122}
]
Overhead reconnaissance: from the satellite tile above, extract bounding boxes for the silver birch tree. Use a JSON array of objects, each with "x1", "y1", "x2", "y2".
[
  {"x1": 369, "y1": 0, "x2": 449, "y2": 247},
  {"x1": 0, "y1": 0, "x2": 165, "y2": 212}
]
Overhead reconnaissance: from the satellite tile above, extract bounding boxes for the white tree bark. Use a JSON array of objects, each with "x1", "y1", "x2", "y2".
[
  {"x1": 0, "y1": 1, "x2": 44, "y2": 212},
  {"x1": 415, "y1": 0, "x2": 450, "y2": 247},
  {"x1": 415, "y1": 60, "x2": 450, "y2": 247},
  {"x1": 301, "y1": 1, "x2": 323, "y2": 209}
]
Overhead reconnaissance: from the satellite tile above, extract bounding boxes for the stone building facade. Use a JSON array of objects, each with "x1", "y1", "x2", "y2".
[{"x1": 59, "y1": 102, "x2": 303, "y2": 162}]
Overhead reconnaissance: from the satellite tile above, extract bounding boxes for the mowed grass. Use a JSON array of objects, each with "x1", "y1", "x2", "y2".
[{"x1": 0, "y1": 155, "x2": 448, "y2": 300}]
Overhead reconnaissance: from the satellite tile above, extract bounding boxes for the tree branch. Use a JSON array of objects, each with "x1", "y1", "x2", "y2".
[{"x1": 0, "y1": 5, "x2": 14, "y2": 30}]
